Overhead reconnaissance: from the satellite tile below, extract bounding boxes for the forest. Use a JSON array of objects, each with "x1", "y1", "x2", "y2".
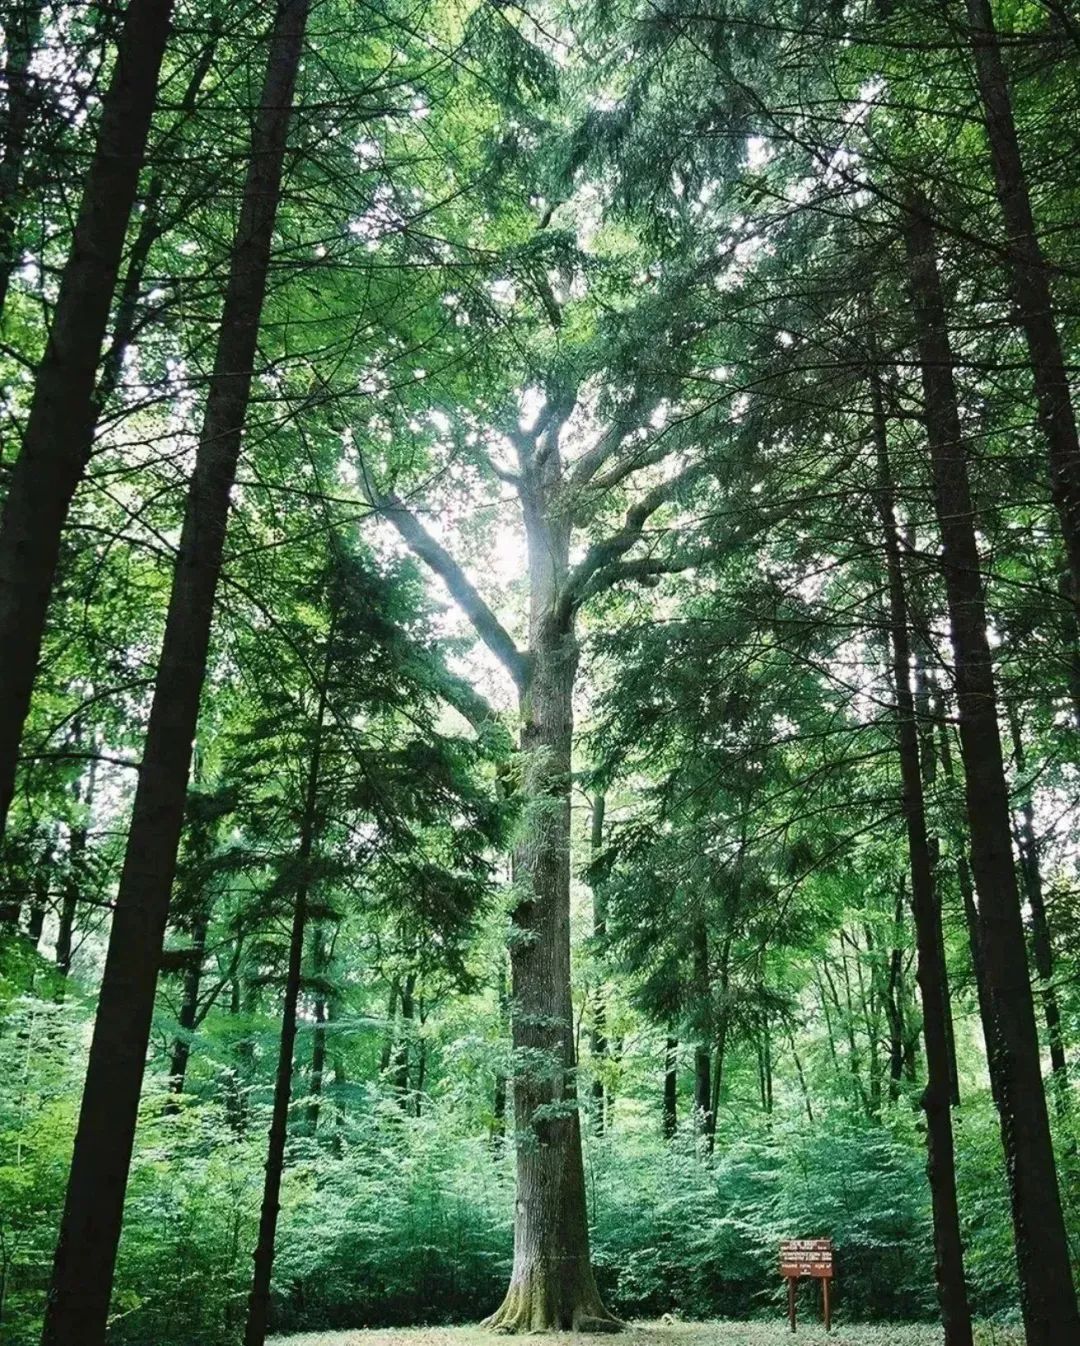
[{"x1": 1, "y1": 0, "x2": 1079, "y2": 1344}]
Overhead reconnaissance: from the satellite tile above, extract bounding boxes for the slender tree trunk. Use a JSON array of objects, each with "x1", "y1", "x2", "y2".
[
  {"x1": 379, "y1": 977, "x2": 399, "y2": 1075},
  {"x1": 244, "y1": 623, "x2": 328, "y2": 1346},
  {"x1": 55, "y1": 752, "x2": 94, "y2": 979},
  {"x1": 786, "y1": 1024, "x2": 814, "y2": 1124},
  {"x1": 871, "y1": 356, "x2": 973, "y2": 1346},
  {"x1": 904, "y1": 199, "x2": 1079, "y2": 1345},
  {"x1": 164, "y1": 904, "x2": 209, "y2": 1109},
  {"x1": 663, "y1": 1037, "x2": 678, "y2": 1138},
  {"x1": 589, "y1": 793, "x2": 608, "y2": 1135},
  {"x1": 26, "y1": 846, "x2": 49, "y2": 947},
  {"x1": 0, "y1": 0, "x2": 45, "y2": 319},
  {"x1": 963, "y1": 0, "x2": 1080, "y2": 629},
  {"x1": 306, "y1": 926, "x2": 329, "y2": 1135},
  {"x1": 884, "y1": 884, "x2": 907, "y2": 1103},
  {"x1": 0, "y1": 0, "x2": 177, "y2": 843},
  {"x1": 492, "y1": 964, "x2": 508, "y2": 1151},
  {"x1": 1007, "y1": 706, "x2": 1068, "y2": 1095},
  {"x1": 692, "y1": 921, "x2": 713, "y2": 1147},
  {"x1": 392, "y1": 971, "x2": 416, "y2": 1106},
  {"x1": 40, "y1": 7, "x2": 309, "y2": 1342}
]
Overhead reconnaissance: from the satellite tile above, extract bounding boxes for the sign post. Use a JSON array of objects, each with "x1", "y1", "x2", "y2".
[{"x1": 779, "y1": 1238, "x2": 833, "y2": 1333}]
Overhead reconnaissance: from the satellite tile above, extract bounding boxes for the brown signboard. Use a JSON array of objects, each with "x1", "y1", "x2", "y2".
[
  {"x1": 780, "y1": 1239, "x2": 833, "y2": 1332},
  {"x1": 779, "y1": 1237, "x2": 833, "y2": 1279}
]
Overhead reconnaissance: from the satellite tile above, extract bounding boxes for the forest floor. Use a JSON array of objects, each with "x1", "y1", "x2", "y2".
[{"x1": 268, "y1": 1321, "x2": 1022, "y2": 1346}]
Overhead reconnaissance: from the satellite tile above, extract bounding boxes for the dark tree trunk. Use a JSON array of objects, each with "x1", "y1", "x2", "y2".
[
  {"x1": 663, "y1": 1037, "x2": 678, "y2": 1138},
  {"x1": 884, "y1": 884, "x2": 907, "y2": 1104},
  {"x1": 1007, "y1": 706, "x2": 1068, "y2": 1094},
  {"x1": 40, "y1": 7, "x2": 309, "y2": 1343},
  {"x1": 244, "y1": 623, "x2": 328, "y2": 1346},
  {"x1": 964, "y1": 0, "x2": 1080, "y2": 628},
  {"x1": 692, "y1": 920, "x2": 713, "y2": 1147},
  {"x1": 0, "y1": 0, "x2": 177, "y2": 844},
  {"x1": 306, "y1": 925, "x2": 329, "y2": 1135},
  {"x1": 492, "y1": 965, "x2": 508, "y2": 1151},
  {"x1": 26, "y1": 847, "x2": 49, "y2": 947},
  {"x1": 904, "y1": 199, "x2": 1080, "y2": 1345},
  {"x1": 871, "y1": 357, "x2": 973, "y2": 1346},
  {"x1": 392, "y1": 971, "x2": 416, "y2": 1106},
  {"x1": 758, "y1": 1017, "x2": 773, "y2": 1116},
  {"x1": 55, "y1": 753, "x2": 93, "y2": 979},
  {"x1": 0, "y1": 0, "x2": 45, "y2": 318},
  {"x1": 165, "y1": 904, "x2": 209, "y2": 1108},
  {"x1": 785, "y1": 1025, "x2": 814, "y2": 1124},
  {"x1": 589, "y1": 793, "x2": 608, "y2": 1135},
  {"x1": 379, "y1": 977, "x2": 399, "y2": 1075}
]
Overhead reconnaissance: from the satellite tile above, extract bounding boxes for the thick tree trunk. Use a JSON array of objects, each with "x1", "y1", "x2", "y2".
[
  {"x1": 482, "y1": 491, "x2": 615, "y2": 1331},
  {"x1": 964, "y1": 0, "x2": 1080, "y2": 625},
  {"x1": 245, "y1": 629, "x2": 328, "y2": 1346},
  {"x1": 904, "y1": 199, "x2": 1080, "y2": 1345},
  {"x1": 663, "y1": 1037, "x2": 678, "y2": 1138},
  {"x1": 40, "y1": 7, "x2": 309, "y2": 1343},
  {"x1": 871, "y1": 360, "x2": 973, "y2": 1346},
  {"x1": 0, "y1": 0, "x2": 176, "y2": 843}
]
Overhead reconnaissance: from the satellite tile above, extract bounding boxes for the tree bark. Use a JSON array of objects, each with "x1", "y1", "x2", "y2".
[
  {"x1": 0, "y1": 0, "x2": 176, "y2": 844},
  {"x1": 481, "y1": 445, "x2": 615, "y2": 1333},
  {"x1": 692, "y1": 920, "x2": 714, "y2": 1147},
  {"x1": 1007, "y1": 706, "x2": 1068, "y2": 1095},
  {"x1": 392, "y1": 970, "x2": 416, "y2": 1106},
  {"x1": 55, "y1": 751, "x2": 94, "y2": 979},
  {"x1": 871, "y1": 354, "x2": 973, "y2": 1346},
  {"x1": 963, "y1": 0, "x2": 1080, "y2": 631},
  {"x1": 164, "y1": 903, "x2": 209, "y2": 1108},
  {"x1": 244, "y1": 615, "x2": 329, "y2": 1346},
  {"x1": 904, "y1": 198, "x2": 1079, "y2": 1345},
  {"x1": 306, "y1": 925, "x2": 330, "y2": 1134},
  {"x1": 663, "y1": 1037, "x2": 678, "y2": 1138},
  {"x1": 376, "y1": 399, "x2": 619, "y2": 1331},
  {"x1": 589, "y1": 793, "x2": 608, "y2": 1135},
  {"x1": 0, "y1": 0, "x2": 45, "y2": 318},
  {"x1": 40, "y1": 6, "x2": 309, "y2": 1342}
]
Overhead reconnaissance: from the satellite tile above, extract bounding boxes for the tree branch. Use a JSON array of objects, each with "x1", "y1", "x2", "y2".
[
  {"x1": 365, "y1": 486, "x2": 530, "y2": 693},
  {"x1": 558, "y1": 462, "x2": 706, "y2": 622}
]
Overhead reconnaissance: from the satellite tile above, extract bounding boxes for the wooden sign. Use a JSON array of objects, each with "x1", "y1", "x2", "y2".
[{"x1": 780, "y1": 1239, "x2": 833, "y2": 1332}]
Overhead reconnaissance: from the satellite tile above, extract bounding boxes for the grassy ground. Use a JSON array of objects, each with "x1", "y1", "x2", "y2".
[{"x1": 268, "y1": 1321, "x2": 1022, "y2": 1346}]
